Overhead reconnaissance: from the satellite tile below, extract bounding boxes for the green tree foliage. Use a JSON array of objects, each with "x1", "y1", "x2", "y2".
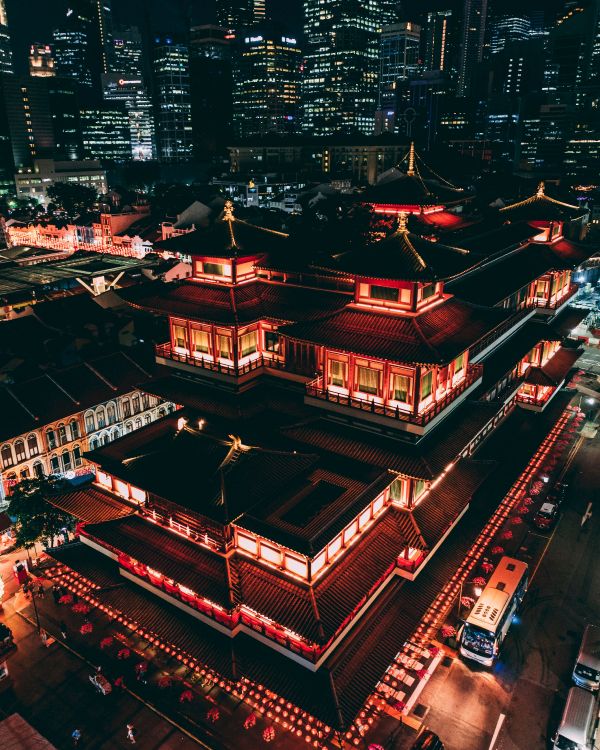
[
  {"x1": 7, "y1": 478, "x2": 74, "y2": 550},
  {"x1": 46, "y1": 182, "x2": 98, "y2": 216}
]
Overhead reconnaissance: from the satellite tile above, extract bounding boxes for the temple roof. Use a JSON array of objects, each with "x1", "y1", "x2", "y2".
[
  {"x1": 121, "y1": 279, "x2": 351, "y2": 326},
  {"x1": 280, "y1": 298, "x2": 516, "y2": 365},
  {"x1": 499, "y1": 182, "x2": 586, "y2": 222},
  {"x1": 154, "y1": 201, "x2": 290, "y2": 259},
  {"x1": 524, "y1": 347, "x2": 582, "y2": 387},
  {"x1": 317, "y1": 214, "x2": 478, "y2": 282}
]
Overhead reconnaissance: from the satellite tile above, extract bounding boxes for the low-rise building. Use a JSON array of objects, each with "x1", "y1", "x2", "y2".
[{"x1": 14, "y1": 159, "x2": 108, "y2": 206}]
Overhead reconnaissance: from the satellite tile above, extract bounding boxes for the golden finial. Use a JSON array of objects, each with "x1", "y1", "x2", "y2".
[
  {"x1": 407, "y1": 142, "x2": 416, "y2": 176},
  {"x1": 223, "y1": 199, "x2": 235, "y2": 221},
  {"x1": 398, "y1": 211, "x2": 409, "y2": 232},
  {"x1": 536, "y1": 181, "x2": 545, "y2": 198}
]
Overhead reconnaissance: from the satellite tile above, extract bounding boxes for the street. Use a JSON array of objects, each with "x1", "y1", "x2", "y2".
[{"x1": 401, "y1": 422, "x2": 600, "y2": 750}]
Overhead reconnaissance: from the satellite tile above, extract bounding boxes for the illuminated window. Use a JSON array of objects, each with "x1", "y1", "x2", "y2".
[
  {"x1": 239, "y1": 331, "x2": 258, "y2": 358},
  {"x1": 420, "y1": 371, "x2": 433, "y2": 400},
  {"x1": 218, "y1": 334, "x2": 232, "y2": 359},
  {"x1": 173, "y1": 323, "x2": 188, "y2": 349},
  {"x1": 371, "y1": 285, "x2": 398, "y2": 302},
  {"x1": 357, "y1": 366, "x2": 380, "y2": 396},
  {"x1": 421, "y1": 283, "x2": 436, "y2": 300},
  {"x1": 14, "y1": 440, "x2": 26, "y2": 462},
  {"x1": 391, "y1": 374, "x2": 411, "y2": 403},
  {"x1": 328, "y1": 359, "x2": 346, "y2": 387},
  {"x1": 203, "y1": 262, "x2": 224, "y2": 276},
  {"x1": 454, "y1": 352, "x2": 465, "y2": 376},
  {"x1": 192, "y1": 329, "x2": 210, "y2": 355}
]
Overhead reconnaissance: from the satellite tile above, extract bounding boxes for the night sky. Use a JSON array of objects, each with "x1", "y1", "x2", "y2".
[{"x1": 6, "y1": 0, "x2": 566, "y2": 74}]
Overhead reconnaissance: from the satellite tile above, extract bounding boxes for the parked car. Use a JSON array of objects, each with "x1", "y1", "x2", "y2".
[
  {"x1": 533, "y1": 501, "x2": 560, "y2": 531},
  {"x1": 410, "y1": 730, "x2": 445, "y2": 750}
]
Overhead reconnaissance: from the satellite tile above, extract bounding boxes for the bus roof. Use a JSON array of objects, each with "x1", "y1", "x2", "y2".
[{"x1": 466, "y1": 557, "x2": 528, "y2": 632}]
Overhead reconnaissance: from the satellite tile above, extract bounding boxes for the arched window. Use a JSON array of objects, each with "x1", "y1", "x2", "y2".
[
  {"x1": 96, "y1": 407, "x2": 106, "y2": 429},
  {"x1": 135, "y1": 418, "x2": 142, "y2": 430},
  {"x1": 122, "y1": 398, "x2": 131, "y2": 417},
  {"x1": 14, "y1": 440, "x2": 26, "y2": 462},
  {"x1": 142, "y1": 393, "x2": 149, "y2": 410},
  {"x1": 27, "y1": 434, "x2": 39, "y2": 456},
  {"x1": 5, "y1": 471, "x2": 16, "y2": 484},
  {"x1": 102, "y1": 432, "x2": 110, "y2": 446},
  {"x1": 158, "y1": 408, "x2": 166, "y2": 418},
  {"x1": 90, "y1": 437, "x2": 99, "y2": 450},
  {"x1": 132, "y1": 395, "x2": 140, "y2": 414},
  {"x1": 85, "y1": 411, "x2": 95, "y2": 433},
  {"x1": 61, "y1": 450, "x2": 72, "y2": 473},
  {"x1": 58, "y1": 424, "x2": 68, "y2": 446},
  {"x1": 125, "y1": 421, "x2": 133, "y2": 433},
  {"x1": 144, "y1": 414, "x2": 152, "y2": 424},
  {"x1": 72, "y1": 445, "x2": 82, "y2": 467},
  {"x1": 46, "y1": 429, "x2": 57, "y2": 450},
  {"x1": 50, "y1": 455, "x2": 60, "y2": 474},
  {"x1": 33, "y1": 461, "x2": 45, "y2": 479},
  {"x1": 111, "y1": 428, "x2": 120, "y2": 442},
  {"x1": 1, "y1": 444, "x2": 13, "y2": 468},
  {"x1": 69, "y1": 420, "x2": 80, "y2": 440},
  {"x1": 20, "y1": 467, "x2": 30, "y2": 479},
  {"x1": 107, "y1": 403, "x2": 116, "y2": 425}
]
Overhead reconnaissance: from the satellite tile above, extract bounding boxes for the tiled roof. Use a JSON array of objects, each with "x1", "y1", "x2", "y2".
[
  {"x1": 551, "y1": 306, "x2": 589, "y2": 339},
  {"x1": 121, "y1": 279, "x2": 350, "y2": 326},
  {"x1": 48, "y1": 486, "x2": 134, "y2": 524},
  {"x1": 317, "y1": 222, "x2": 478, "y2": 282},
  {"x1": 83, "y1": 515, "x2": 233, "y2": 607},
  {"x1": 499, "y1": 185, "x2": 585, "y2": 221},
  {"x1": 524, "y1": 347, "x2": 582, "y2": 387},
  {"x1": 0, "y1": 352, "x2": 154, "y2": 442},
  {"x1": 364, "y1": 172, "x2": 468, "y2": 208},
  {"x1": 280, "y1": 298, "x2": 515, "y2": 364}
]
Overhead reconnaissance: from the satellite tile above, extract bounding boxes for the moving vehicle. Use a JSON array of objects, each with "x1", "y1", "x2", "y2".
[
  {"x1": 552, "y1": 687, "x2": 599, "y2": 749},
  {"x1": 533, "y1": 501, "x2": 560, "y2": 531},
  {"x1": 573, "y1": 625, "x2": 600, "y2": 692},
  {"x1": 89, "y1": 672, "x2": 112, "y2": 695},
  {"x1": 409, "y1": 730, "x2": 445, "y2": 750},
  {"x1": 459, "y1": 557, "x2": 528, "y2": 667}
]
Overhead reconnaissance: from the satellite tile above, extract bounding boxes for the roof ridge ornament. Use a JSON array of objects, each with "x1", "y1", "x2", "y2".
[
  {"x1": 398, "y1": 211, "x2": 409, "y2": 233},
  {"x1": 407, "y1": 142, "x2": 416, "y2": 177},
  {"x1": 536, "y1": 181, "x2": 545, "y2": 198},
  {"x1": 223, "y1": 199, "x2": 235, "y2": 222}
]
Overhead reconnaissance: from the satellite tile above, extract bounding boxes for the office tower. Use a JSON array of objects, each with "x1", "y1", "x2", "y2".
[
  {"x1": 424, "y1": 10, "x2": 452, "y2": 72},
  {"x1": 153, "y1": 36, "x2": 192, "y2": 161},
  {"x1": 112, "y1": 27, "x2": 144, "y2": 79},
  {"x1": 29, "y1": 44, "x2": 56, "y2": 78},
  {"x1": 0, "y1": 1, "x2": 12, "y2": 75},
  {"x1": 232, "y1": 28, "x2": 301, "y2": 138},
  {"x1": 376, "y1": 22, "x2": 420, "y2": 133},
  {"x1": 0, "y1": 74, "x2": 54, "y2": 169},
  {"x1": 303, "y1": 0, "x2": 398, "y2": 135},
  {"x1": 216, "y1": 0, "x2": 266, "y2": 30},
  {"x1": 189, "y1": 26, "x2": 233, "y2": 154},
  {"x1": 47, "y1": 78, "x2": 83, "y2": 160},
  {"x1": 490, "y1": 15, "x2": 531, "y2": 55},
  {"x1": 457, "y1": 0, "x2": 488, "y2": 96},
  {"x1": 80, "y1": 105, "x2": 131, "y2": 162}
]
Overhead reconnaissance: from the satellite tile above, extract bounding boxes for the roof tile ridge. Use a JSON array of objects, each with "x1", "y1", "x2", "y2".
[
  {"x1": 84, "y1": 361, "x2": 118, "y2": 391},
  {"x1": 45, "y1": 372, "x2": 80, "y2": 405},
  {"x1": 5, "y1": 386, "x2": 38, "y2": 421},
  {"x1": 411, "y1": 314, "x2": 441, "y2": 359},
  {"x1": 120, "y1": 351, "x2": 151, "y2": 378},
  {"x1": 233, "y1": 216, "x2": 289, "y2": 237}
]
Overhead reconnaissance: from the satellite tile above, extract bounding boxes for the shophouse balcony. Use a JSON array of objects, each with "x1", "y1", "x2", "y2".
[
  {"x1": 305, "y1": 363, "x2": 483, "y2": 435},
  {"x1": 155, "y1": 343, "x2": 298, "y2": 385}
]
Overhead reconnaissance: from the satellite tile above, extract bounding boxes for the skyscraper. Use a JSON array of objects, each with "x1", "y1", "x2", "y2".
[
  {"x1": 153, "y1": 36, "x2": 192, "y2": 161},
  {"x1": 457, "y1": 0, "x2": 488, "y2": 96},
  {"x1": 302, "y1": 0, "x2": 398, "y2": 135},
  {"x1": 0, "y1": 0, "x2": 13, "y2": 75},
  {"x1": 424, "y1": 10, "x2": 452, "y2": 72},
  {"x1": 80, "y1": 105, "x2": 131, "y2": 161},
  {"x1": 112, "y1": 26, "x2": 144, "y2": 79},
  {"x1": 52, "y1": 27, "x2": 91, "y2": 87},
  {"x1": 232, "y1": 27, "x2": 301, "y2": 138},
  {"x1": 29, "y1": 44, "x2": 56, "y2": 78},
  {"x1": 490, "y1": 15, "x2": 531, "y2": 55},
  {"x1": 216, "y1": 0, "x2": 266, "y2": 31},
  {"x1": 376, "y1": 22, "x2": 421, "y2": 134}
]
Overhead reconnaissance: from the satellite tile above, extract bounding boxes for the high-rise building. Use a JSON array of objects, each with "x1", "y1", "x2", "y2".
[
  {"x1": 302, "y1": 0, "x2": 398, "y2": 135},
  {"x1": 190, "y1": 24, "x2": 231, "y2": 60},
  {"x1": 80, "y1": 105, "x2": 131, "y2": 162},
  {"x1": 490, "y1": 15, "x2": 531, "y2": 55},
  {"x1": 457, "y1": 0, "x2": 488, "y2": 96},
  {"x1": 47, "y1": 77, "x2": 83, "y2": 160},
  {"x1": 216, "y1": 0, "x2": 266, "y2": 31},
  {"x1": 424, "y1": 10, "x2": 452, "y2": 72},
  {"x1": 29, "y1": 44, "x2": 56, "y2": 78},
  {"x1": 232, "y1": 29, "x2": 301, "y2": 138},
  {"x1": 0, "y1": 0, "x2": 12, "y2": 75},
  {"x1": 53, "y1": 28, "x2": 91, "y2": 87},
  {"x1": 376, "y1": 22, "x2": 421, "y2": 134},
  {"x1": 0, "y1": 74, "x2": 54, "y2": 169},
  {"x1": 153, "y1": 36, "x2": 192, "y2": 161},
  {"x1": 112, "y1": 26, "x2": 144, "y2": 79}
]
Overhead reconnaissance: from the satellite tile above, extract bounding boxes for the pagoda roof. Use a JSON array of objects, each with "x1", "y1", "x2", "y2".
[
  {"x1": 47, "y1": 485, "x2": 135, "y2": 524},
  {"x1": 280, "y1": 298, "x2": 516, "y2": 365},
  {"x1": 121, "y1": 279, "x2": 351, "y2": 326},
  {"x1": 318, "y1": 215, "x2": 477, "y2": 282},
  {"x1": 448, "y1": 239, "x2": 595, "y2": 307},
  {"x1": 499, "y1": 182, "x2": 586, "y2": 222},
  {"x1": 524, "y1": 347, "x2": 582, "y2": 387},
  {"x1": 154, "y1": 201, "x2": 289, "y2": 259},
  {"x1": 87, "y1": 415, "x2": 319, "y2": 526}
]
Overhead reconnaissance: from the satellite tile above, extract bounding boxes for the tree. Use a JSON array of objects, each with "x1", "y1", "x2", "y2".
[
  {"x1": 46, "y1": 182, "x2": 97, "y2": 217},
  {"x1": 7, "y1": 477, "x2": 75, "y2": 553}
]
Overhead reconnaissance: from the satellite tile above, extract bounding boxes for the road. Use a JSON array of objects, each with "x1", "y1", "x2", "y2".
[{"x1": 400, "y1": 425, "x2": 600, "y2": 750}]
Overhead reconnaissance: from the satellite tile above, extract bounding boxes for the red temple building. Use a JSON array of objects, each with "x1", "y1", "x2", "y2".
[{"x1": 47, "y1": 195, "x2": 594, "y2": 734}]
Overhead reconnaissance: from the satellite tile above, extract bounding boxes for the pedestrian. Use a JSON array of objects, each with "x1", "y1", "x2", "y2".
[
  {"x1": 71, "y1": 728, "x2": 81, "y2": 746},
  {"x1": 126, "y1": 723, "x2": 136, "y2": 744},
  {"x1": 52, "y1": 584, "x2": 61, "y2": 605},
  {"x1": 59, "y1": 620, "x2": 68, "y2": 640}
]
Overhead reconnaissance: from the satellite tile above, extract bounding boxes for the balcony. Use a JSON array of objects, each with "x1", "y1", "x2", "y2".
[
  {"x1": 531, "y1": 284, "x2": 578, "y2": 315},
  {"x1": 305, "y1": 363, "x2": 483, "y2": 435}
]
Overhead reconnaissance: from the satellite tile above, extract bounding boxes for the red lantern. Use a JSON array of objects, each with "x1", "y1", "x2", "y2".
[
  {"x1": 80, "y1": 622, "x2": 93, "y2": 635},
  {"x1": 207, "y1": 706, "x2": 220, "y2": 722},
  {"x1": 100, "y1": 637, "x2": 113, "y2": 650},
  {"x1": 244, "y1": 713, "x2": 257, "y2": 730},
  {"x1": 179, "y1": 689, "x2": 194, "y2": 704},
  {"x1": 117, "y1": 648, "x2": 131, "y2": 660},
  {"x1": 263, "y1": 726, "x2": 275, "y2": 743}
]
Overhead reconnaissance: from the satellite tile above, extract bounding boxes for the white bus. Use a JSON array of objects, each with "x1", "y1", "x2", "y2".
[{"x1": 459, "y1": 556, "x2": 528, "y2": 666}]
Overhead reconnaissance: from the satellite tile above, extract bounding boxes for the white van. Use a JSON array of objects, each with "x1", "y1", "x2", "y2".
[
  {"x1": 552, "y1": 687, "x2": 599, "y2": 750},
  {"x1": 574, "y1": 625, "x2": 600, "y2": 692}
]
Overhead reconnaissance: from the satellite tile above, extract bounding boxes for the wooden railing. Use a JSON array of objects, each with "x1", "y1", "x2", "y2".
[{"x1": 155, "y1": 343, "x2": 287, "y2": 377}]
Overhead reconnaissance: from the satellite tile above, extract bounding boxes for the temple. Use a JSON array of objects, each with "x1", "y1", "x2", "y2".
[{"x1": 47, "y1": 189, "x2": 593, "y2": 733}]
